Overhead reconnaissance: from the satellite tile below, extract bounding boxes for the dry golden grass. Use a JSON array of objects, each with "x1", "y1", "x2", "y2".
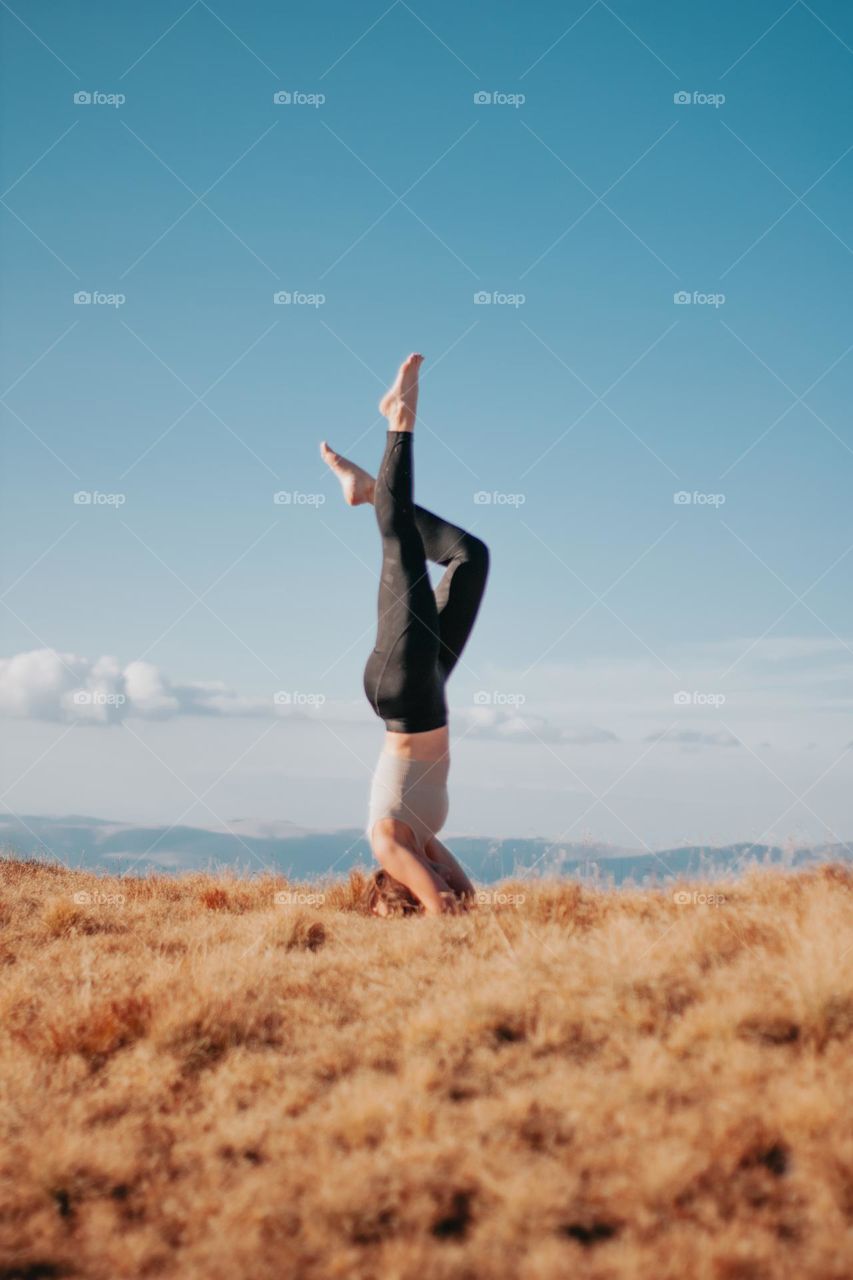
[{"x1": 1, "y1": 857, "x2": 852, "y2": 1280}]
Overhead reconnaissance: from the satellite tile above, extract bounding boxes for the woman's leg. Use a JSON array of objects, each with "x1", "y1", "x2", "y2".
[
  {"x1": 411, "y1": 505, "x2": 489, "y2": 679},
  {"x1": 372, "y1": 430, "x2": 440, "y2": 663},
  {"x1": 320, "y1": 454, "x2": 490, "y2": 680},
  {"x1": 362, "y1": 358, "x2": 447, "y2": 732}
]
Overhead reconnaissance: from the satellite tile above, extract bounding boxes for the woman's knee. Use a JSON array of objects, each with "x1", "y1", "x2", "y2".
[{"x1": 462, "y1": 534, "x2": 489, "y2": 579}]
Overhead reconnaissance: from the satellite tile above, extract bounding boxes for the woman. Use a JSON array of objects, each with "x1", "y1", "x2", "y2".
[{"x1": 321, "y1": 353, "x2": 489, "y2": 914}]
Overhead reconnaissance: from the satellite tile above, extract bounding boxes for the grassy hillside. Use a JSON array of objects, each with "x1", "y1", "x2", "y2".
[{"x1": 1, "y1": 858, "x2": 851, "y2": 1279}]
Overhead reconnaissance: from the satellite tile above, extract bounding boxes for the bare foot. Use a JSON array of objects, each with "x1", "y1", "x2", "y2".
[
  {"x1": 320, "y1": 441, "x2": 375, "y2": 506},
  {"x1": 379, "y1": 352, "x2": 423, "y2": 432}
]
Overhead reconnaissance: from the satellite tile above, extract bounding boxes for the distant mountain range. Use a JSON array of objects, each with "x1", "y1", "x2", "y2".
[{"x1": 1, "y1": 814, "x2": 850, "y2": 886}]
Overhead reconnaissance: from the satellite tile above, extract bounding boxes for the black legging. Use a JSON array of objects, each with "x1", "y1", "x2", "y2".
[{"x1": 363, "y1": 430, "x2": 489, "y2": 733}]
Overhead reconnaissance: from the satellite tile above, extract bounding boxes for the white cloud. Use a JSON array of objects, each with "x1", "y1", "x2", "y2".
[
  {"x1": 3, "y1": 634, "x2": 852, "y2": 755},
  {"x1": 0, "y1": 649, "x2": 78, "y2": 720},
  {"x1": 468, "y1": 635, "x2": 853, "y2": 751},
  {"x1": 458, "y1": 705, "x2": 618, "y2": 745},
  {"x1": 0, "y1": 650, "x2": 280, "y2": 725},
  {"x1": 644, "y1": 728, "x2": 741, "y2": 749},
  {"x1": 123, "y1": 660, "x2": 181, "y2": 717}
]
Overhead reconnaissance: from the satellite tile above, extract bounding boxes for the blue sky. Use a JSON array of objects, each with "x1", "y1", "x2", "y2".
[{"x1": 1, "y1": 0, "x2": 852, "y2": 852}]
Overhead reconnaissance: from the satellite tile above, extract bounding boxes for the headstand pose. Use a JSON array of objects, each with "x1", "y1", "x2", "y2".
[{"x1": 321, "y1": 354, "x2": 489, "y2": 915}]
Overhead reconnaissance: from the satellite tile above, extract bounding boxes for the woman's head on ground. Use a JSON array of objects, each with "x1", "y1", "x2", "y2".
[
  {"x1": 360, "y1": 868, "x2": 473, "y2": 917},
  {"x1": 360, "y1": 868, "x2": 422, "y2": 917}
]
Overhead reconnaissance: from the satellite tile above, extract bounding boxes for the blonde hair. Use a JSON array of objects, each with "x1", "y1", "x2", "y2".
[{"x1": 360, "y1": 868, "x2": 422, "y2": 916}]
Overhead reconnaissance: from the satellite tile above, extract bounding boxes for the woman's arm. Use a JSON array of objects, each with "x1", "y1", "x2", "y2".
[
  {"x1": 423, "y1": 835, "x2": 476, "y2": 900},
  {"x1": 371, "y1": 820, "x2": 458, "y2": 915}
]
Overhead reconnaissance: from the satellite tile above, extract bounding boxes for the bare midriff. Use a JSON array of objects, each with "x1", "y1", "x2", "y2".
[{"x1": 383, "y1": 725, "x2": 450, "y2": 762}]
